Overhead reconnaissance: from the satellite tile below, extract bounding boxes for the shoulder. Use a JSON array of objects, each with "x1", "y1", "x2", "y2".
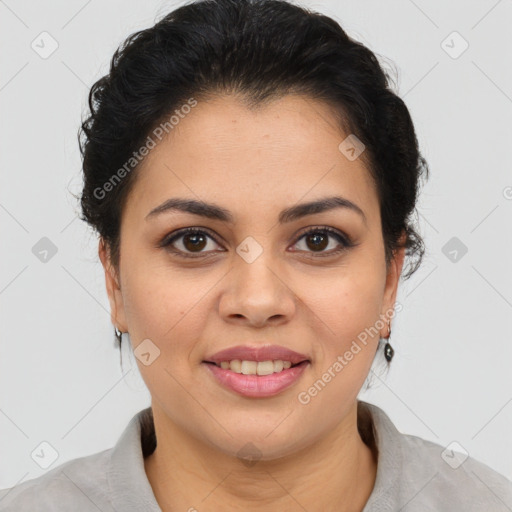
[
  {"x1": 0, "y1": 407, "x2": 154, "y2": 512},
  {"x1": 399, "y1": 431, "x2": 512, "y2": 510},
  {"x1": 0, "y1": 448, "x2": 115, "y2": 512},
  {"x1": 360, "y1": 401, "x2": 512, "y2": 511}
]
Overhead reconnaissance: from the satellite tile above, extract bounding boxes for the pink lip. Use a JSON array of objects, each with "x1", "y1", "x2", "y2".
[
  {"x1": 203, "y1": 345, "x2": 311, "y2": 398},
  {"x1": 203, "y1": 360, "x2": 309, "y2": 398},
  {"x1": 204, "y1": 345, "x2": 310, "y2": 365}
]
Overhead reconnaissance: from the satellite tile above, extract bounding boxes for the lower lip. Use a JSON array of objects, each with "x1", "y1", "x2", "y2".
[{"x1": 203, "y1": 361, "x2": 309, "y2": 398}]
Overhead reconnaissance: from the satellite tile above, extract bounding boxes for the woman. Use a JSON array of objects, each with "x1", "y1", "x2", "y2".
[{"x1": 1, "y1": 0, "x2": 511, "y2": 510}]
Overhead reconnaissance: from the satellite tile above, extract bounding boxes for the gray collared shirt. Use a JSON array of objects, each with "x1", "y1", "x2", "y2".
[{"x1": 1, "y1": 400, "x2": 511, "y2": 511}]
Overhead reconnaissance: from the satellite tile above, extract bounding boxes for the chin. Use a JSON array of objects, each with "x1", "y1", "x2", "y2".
[{"x1": 203, "y1": 423, "x2": 312, "y2": 464}]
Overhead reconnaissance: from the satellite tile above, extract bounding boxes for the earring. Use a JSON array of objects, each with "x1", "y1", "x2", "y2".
[
  {"x1": 114, "y1": 326, "x2": 123, "y2": 346},
  {"x1": 384, "y1": 320, "x2": 394, "y2": 363}
]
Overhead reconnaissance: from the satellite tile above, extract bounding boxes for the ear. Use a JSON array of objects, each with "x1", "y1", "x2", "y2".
[
  {"x1": 380, "y1": 231, "x2": 406, "y2": 336},
  {"x1": 98, "y1": 238, "x2": 128, "y2": 332}
]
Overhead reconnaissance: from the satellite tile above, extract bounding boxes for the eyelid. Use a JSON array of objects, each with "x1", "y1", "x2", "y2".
[{"x1": 294, "y1": 225, "x2": 352, "y2": 245}]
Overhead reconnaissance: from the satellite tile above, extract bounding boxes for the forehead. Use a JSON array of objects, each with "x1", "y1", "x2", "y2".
[{"x1": 125, "y1": 94, "x2": 379, "y2": 225}]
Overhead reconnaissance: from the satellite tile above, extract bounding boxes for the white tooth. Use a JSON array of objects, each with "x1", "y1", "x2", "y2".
[
  {"x1": 219, "y1": 359, "x2": 294, "y2": 373},
  {"x1": 230, "y1": 359, "x2": 242, "y2": 373},
  {"x1": 240, "y1": 360, "x2": 257, "y2": 375},
  {"x1": 273, "y1": 360, "x2": 284, "y2": 372},
  {"x1": 257, "y1": 360, "x2": 274, "y2": 376}
]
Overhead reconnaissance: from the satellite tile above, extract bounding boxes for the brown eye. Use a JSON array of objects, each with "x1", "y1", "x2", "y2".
[
  {"x1": 304, "y1": 232, "x2": 329, "y2": 252},
  {"x1": 182, "y1": 232, "x2": 207, "y2": 252},
  {"x1": 292, "y1": 227, "x2": 352, "y2": 256},
  {"x1": 161, "y1": 228, "x2": 223, "y2": 258}
]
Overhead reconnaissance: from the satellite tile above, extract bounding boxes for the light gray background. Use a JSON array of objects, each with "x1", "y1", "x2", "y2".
[{"x1": 1, "y1": 0, "x2": 511, "y2": 490}]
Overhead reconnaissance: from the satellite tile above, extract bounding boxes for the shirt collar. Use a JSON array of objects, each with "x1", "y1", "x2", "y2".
[
  {"x1": 359, "y1": 400, "x2": 404, "y2": 511},
  {"x1": 108, "y1": 407, "x2": 161, "y2": 511},
  {"x1": 107, "y1": 400, "x2": 403, "y2": 511}
]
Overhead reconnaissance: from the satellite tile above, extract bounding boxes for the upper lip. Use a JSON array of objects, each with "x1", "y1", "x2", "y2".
[{"x1": 204, "y1": 345, "x2": 310, "y2": 365}]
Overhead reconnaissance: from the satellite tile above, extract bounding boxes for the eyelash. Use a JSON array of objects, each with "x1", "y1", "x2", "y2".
[{"x1": 159, "y1": 226, "x2": 355, "y2": 259}]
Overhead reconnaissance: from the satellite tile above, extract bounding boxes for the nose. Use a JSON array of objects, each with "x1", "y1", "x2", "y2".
[{"x1": 218, "y1": 249, "x2": 296, "y2": 328}]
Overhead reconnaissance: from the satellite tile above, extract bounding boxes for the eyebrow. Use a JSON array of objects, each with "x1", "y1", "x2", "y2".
[{"x1": 145, "y1": 196, "x2": 367, "y2": 225}]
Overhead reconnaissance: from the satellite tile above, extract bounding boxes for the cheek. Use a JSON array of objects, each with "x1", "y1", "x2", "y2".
[
  {"x1": 306, "y1": 266, "x2": 383, "y2": 327},
  {"x1": 296, "y1": 276, "x2": 383, "y2": 410},
  {"x1": 121, "y1": 263, "x2": 213, "y2": 350},
  {"x1": 285, "y1": 290, "x2": 382, "y2": 439}
]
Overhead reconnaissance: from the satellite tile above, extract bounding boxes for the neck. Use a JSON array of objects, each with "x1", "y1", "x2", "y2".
[{"x1": 144, "y1": 400, "x2": 377, "y2": 512}]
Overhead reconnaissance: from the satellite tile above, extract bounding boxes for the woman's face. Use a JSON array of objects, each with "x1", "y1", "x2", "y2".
[{"x1": 100, "y1": 93, "x2": 404, "y2": 459}]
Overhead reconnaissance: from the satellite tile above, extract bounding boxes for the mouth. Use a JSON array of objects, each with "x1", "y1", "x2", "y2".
[
  {"x1": 202, "y1": 344, "x2": 311, "y2": 397},
  {"x1": 201, "y1": 359, "x2": 310, "y2": 398}
]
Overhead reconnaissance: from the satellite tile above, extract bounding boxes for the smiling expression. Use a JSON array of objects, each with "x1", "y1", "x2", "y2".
[{"x1": 100, "y1": 92, "x2": 404, "y2": 459}]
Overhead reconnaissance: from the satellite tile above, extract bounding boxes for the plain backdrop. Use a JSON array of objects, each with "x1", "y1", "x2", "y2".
[{"x1": 1, "y1": 0, "x2": 511, "y2": 489}]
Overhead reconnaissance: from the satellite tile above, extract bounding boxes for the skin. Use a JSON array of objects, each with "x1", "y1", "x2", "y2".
[{"x1": 99, "y1": 93, "x2": 405, "y2": 512}]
